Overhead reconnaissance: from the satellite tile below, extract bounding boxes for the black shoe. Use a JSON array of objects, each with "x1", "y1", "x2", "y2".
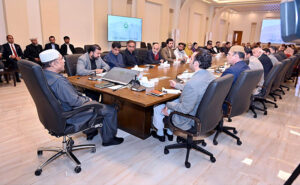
[
  {"x1": 86, "y1": 129, "x2": 98, "y2": 140},
  {"x1": 151, "y1": 130, "x2": 165, "y2": 142},
  {"x1": 102, "y1": 136, "x2": 124, "y2": 146},
  {"x1": 164, "y1": 129, "x2": 173, "y2": 141}
]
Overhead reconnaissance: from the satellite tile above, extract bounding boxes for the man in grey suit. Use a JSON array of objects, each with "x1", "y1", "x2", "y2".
[
  {"x1": 77, "y1": 44, "x2": 110, "y2": 76},
  {"x1": 152, "y1": 49, "x2": 216, "y2": 142},
  {"x1": 77, "y1": 44, "x2": 110, "y2": 101}
]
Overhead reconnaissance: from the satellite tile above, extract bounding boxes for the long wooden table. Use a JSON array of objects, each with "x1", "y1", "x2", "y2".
[{"x1": 68, "y1": 57, "x2": 226, "y2": 139}]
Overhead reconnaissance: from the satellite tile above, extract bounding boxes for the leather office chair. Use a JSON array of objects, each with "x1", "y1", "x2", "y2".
[
  {"x1": 280, "y1": 56, "x2": 297, "y2": 92},
  {"x1": 161, "y1": 42, "x2": 166, "y2": 48},
  {"x1": 18, "y1": 60, "x2": 103, "y2": 176},
  {"x1": 74, "y1": 47, "x2": 84, "y2": 54},
  {"x1": 213, "y1": 69, "x2": 263, "y2": 145},
  {"x1": 164, "y1": 74, "x2": 234, "y2": 168},
  {"x1": 252, "y1": 63, "x2": 282, "y2": 116},
  {"x1": 64, "y1": 54, "x2": 82, "y2": 77},
  {"x1": 84, "y1": 45, "x2": 93, "y2": 52},
  {"x1": 147, "y1": 43, "x2": 152, "y2": 50},
  {"x1": 101, "y1": 51, "x2": 109, "y2": 60},
  {"x1": 135, "y1": 48, "x2": 148, "y2": 64},
  {"x1": 274, "y1": 53, "x2": 284, "y2": 61},
  {"x1": 269, "y1": 59, "x2": 290, "y2": 101},
  {"x1": 140, "y1": 42, "x2": 147, "y2": 48}
]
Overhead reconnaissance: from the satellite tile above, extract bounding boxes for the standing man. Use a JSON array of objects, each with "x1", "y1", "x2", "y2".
[
  {"x1": 60, "y1": 36, "x2": 75, "y2": 56},
  {"x1": 103, "y1": 41, "x2": 125, "y2": 68},
  {"x1": 161, "y1": 38, "x2": 176, "y2": 62},
  {"x1": 39, "y1": 49, "x2": 124, "y2": 146},
  {"x1": 122, "y1": 40, "x2": 139, "y2": 67},
  {"x1": 24, "y1": 38, "x2": 43, "y2": 65},
  {"x1": 77, "y1": 44, "x2": 110, "y2": 101},
  {"x1": 44, "y1": 36, "x2": 60, "y2": 52},
  {"x1": 146, "y1": 42, "x2": 164, "y2": 64},
  {"x1": 2, "y1": 35, "x2": 24, "y2": 82},
  {"x1": 174, "y1": 42, "x2": 188, "y2": 62}
]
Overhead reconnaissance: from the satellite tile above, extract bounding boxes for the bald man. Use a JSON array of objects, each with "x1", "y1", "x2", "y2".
[{"x1": 252, "y1": 47, "x2": 273, "y2": 78}]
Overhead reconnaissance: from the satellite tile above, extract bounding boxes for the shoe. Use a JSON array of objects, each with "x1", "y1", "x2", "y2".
[
  {"x1": 164, "y1": 129, "x2": 173, "y2": 141},
  {"x1": 86, "y1": 129, "x2": 98, "y2": 140},
  {"x1": 102, "y1": 136, "x2": 124, "y2": 146},
  {"x1": 151, "y1": 130, "x2": 165, "y2": 142}
]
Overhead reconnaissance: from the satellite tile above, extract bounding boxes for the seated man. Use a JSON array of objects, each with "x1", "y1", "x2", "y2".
[
  {"x1": 60, "y1": 36, "x2": 75, "y2": 56},
  {"x1": 39, "y1": 49, "x2": 123, "y2": 146},
  {"x1": 24, "y1": 38, "x2": 43, "y2": 65},
  {"x1": 213, "y1": 41, "x2": 221, "y2": 54},
  {"x1": 174, "y1": 42, "x2": 188, "y2": 62},
  {"x1": 146, "y1": 42, "x2": 163, "y2": 64},
  {"x1": 263, "y1": 48, "x2": 280, "y2": 66},
  {"x1": 221, "y1": 45, "x2": 250, "y2": 84},
  {"x1": 245, "y1": 48, "x2": 264, "y2": 95},
  {"x1": 122, "y1": 40, "x2": 139, "y2": 67},
  {"x1": 152, "y1": 50, "x2": 215, "y2": 142},
  {"x1": 161, "y1": 38, "x2": 176, "y2": 62},
  {"x1": 220, "y1": 42, "x2": 231, "y2": 55},
  {"x1": 104, "y1": 41, "x2": 125, "y2": 68},
  {"x1": 203, "y1": 40, "x2": 216, "y2": 54},
  {"x1": 2, "y1": 35, "x2": 24, "y2": 82},
  {"x1": 44, "y1": 36, "x2": 60, "y2": 52},
  {"x1": 77, "y1": 44, "x2": 110, "y2": 101},
  {"x1": 252, "y1": 47, "x2": 273, "y2": 79}
]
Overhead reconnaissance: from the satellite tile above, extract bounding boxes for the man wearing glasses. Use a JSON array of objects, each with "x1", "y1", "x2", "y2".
[{"x1": 122, "y1": 40, "x2": 140, "y2": 67}]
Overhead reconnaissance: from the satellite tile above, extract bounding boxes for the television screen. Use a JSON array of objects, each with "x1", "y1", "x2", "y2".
[
  {"x1": 107, "y1": 15, "x2": 142, "y2": 42},
  {"x1": 260, "y1": 19, "x2": 286, "y2": 44}
]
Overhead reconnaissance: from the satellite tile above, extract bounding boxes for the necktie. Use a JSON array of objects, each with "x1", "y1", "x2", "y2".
[{"x1": 11, "y1": 44, "x2": 18, "y2": 57}]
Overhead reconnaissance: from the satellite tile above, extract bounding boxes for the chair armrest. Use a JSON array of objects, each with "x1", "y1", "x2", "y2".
[
  {"x1": 168, "y1": 111, "x2": 201, "y2": 136},
  {"x1": 62, "y1": 101, "x2": 103, "y2": 119}
]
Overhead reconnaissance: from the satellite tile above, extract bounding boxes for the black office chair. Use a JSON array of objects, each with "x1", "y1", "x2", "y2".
[
  {"x1": 285, "y1": 56, "x2": 298, "y2": 82},
  {"x1": 161, "y1": 42, "x2": 167, "y2": 48},
  {"x1": 140, "y1": 42, "x2": 147, "y2": 48},
  {"x1": 74, "y1": 47, "x2": 84, "y2": 54},
  {"x1": 252, "y1": 63, "x2": 282, "y2": 116},
  {"x1": 164, "y1": 74, "x2": 234, "y2": 168},
  {"x1": 84, "y1": 45, "x2": 93, "y2": 52},
  {"x1": 213, "y1": 69, "x2": 263, "y2": 145},
  {"x1": 64, "y1": 54, "x2": 82, "y2": 77},
  {"x1": 269, "y1": 59, "x2": 290, "y2": 101},
  {"x1": 101, "y1": 51, "x2": 109, "y2": 60},
  {"x1": 18, "y1": 60, "x2": 103, "y2": 176},
  {"x1": 135, "y1": 48, "x2": 148, "y2": 64},
  {"x1": 147, "y1": 43, "x2": 152, "y2": 50}
]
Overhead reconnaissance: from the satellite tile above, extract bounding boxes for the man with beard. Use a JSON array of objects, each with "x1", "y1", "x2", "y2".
[{"x1": 24, "y1": 38, "x2": 43, "y2": 65}]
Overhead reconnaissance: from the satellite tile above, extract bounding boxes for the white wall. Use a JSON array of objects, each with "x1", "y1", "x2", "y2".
[
  {"x1": 143, "y1": 1, "x2": 161, "y2": 43},
  {"x1": 58, "y1": 0, "x2": 94, "y2": 48},
  {"x1": 27, "y1": 0, "x2": 43, "y2": 45},
  {"x1": 0, "y1": 0, "x2": 7, "y2": 44}
]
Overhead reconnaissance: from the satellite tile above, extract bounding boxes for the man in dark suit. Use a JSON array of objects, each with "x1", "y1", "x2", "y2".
[
  {"x1": 2, "y1": 35, "x2": 24, "y2": 82},
  {"x1": 24, "y1": 38, "x2": 43, "y2": 65},
  {"x1": 252, "y1": 47, "x2": 273, "y2": 78},
  {"x1": 122, "y1": 40, "x2": 140, "y2": 67},
  {"x1": 44, "y1": 36, "x2": 60, "y2": 52},
  {"x1": 220, "y1": 41, "x2": 231, "y2": 55},
  {"x1": 146, "y1": 42, "x2": 163, "y2": 64},
  {"x1": 203, "y1": 41, "x2": 216, "y2": 54},
  {"x1": 60, "y1": 36, "x2": 75, "y2": 56}
]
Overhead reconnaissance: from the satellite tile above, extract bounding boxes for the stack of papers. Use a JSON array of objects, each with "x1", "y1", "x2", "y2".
[
  {"x1": 158, "y1": 61, "x2": 170, "y2": 68},
  {"x1": 131, "y1": 65, "x2": 147, "y2": 72},
  {"x1": 162, "y1": 87, "x2": 181, "y2": 94}
]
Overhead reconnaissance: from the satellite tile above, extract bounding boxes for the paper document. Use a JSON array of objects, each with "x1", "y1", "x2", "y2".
[{"x1": 162, "y1": 87, "x2": 181, "y2": 94}]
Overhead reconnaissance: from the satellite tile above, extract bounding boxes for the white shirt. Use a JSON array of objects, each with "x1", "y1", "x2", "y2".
[
  {"x1": 174, "y1": 48, "x2": 188, "y2": 60},
  {"x1": 66, "y1": 44, "x2": 73, "y2": 55}
]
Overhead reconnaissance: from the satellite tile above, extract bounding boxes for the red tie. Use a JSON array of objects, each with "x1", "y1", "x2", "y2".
[{"x1": 11, "y1": 44, "x2": 18, "y2": 57}]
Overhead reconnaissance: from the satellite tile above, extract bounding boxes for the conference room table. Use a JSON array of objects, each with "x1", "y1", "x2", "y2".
[{"x1": 68, "y1": 56, "x2": 227, "y2": 139}]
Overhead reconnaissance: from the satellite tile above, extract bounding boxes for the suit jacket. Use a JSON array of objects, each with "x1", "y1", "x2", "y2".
[
  {"x1": 161, "y1": 47, "x2": 176, "y2": 62},
  {"x1": 222, "y1": 61, "x2": 250, "y2": 84},
  {"x1": 76, "y1": 52, "x2": 110, "y2": 76},
  {"x1": 258, "y1": 54, "x2": 273, "y2": 79},
  {"x1": 24, "y1": 44, "x2": 43, "y2": 62},
  {"x1": 103, "y1": 51, "x2": 125, "y2": 68},
  {"x1": 146, "y1": 50, "x2": 163, "y2": 64},
  {"x1": 122, "y1": 49, "x2": 140, "y2": 67},
  {"x1": 166, "y1": 69, "x2": 216, "y2": 130},
  {"x1": 2, "y1": 43, "x2": 24, "y2": 60},
  {"x1": 60, "y1": 43, "x2": 75, "y2": 56},
  {"x1": 44, "y1": 43, "x2": 60, "y2": 52}
]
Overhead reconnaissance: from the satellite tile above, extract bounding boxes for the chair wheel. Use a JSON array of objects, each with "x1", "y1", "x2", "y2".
[
  {"x1": 228, "y1": 118, "x2": 232, "y2": 122},
  {"x1": 274, "y1": 99, "x2": 277, "y2": 102},
  {"x1": 233, "y1": 129, "x2": 238, "y2": 134},
  {"x1": 279, "y1": 96, "x2": 282, "y2": 99},
  {"x1": 237, "y1": 140, "x2": 242, "y2": 145},
  {"x1": 74, "y1": 166, "x2": 81, "y2": 173},
  {"x1": 69, "y1": 138, "x2": 74, "y2": 146},
  {"x1": 91, "y1": 148, "x2": 96, "y2": 153},
  {"x1": 164, "y1": 148, "x2": 169, "y2": 154},
  {"x1": 185, "y1": 161, "x2": 191, "y2": 168},
  {"x1": 287, "y1": 88, "x2": 290, "y2": 91},
  {"x1": 35, "y1": 169, "x2": 42, "y2": 176},
  {"x1": 275, "y1": 105, "x2": 278, "y2": 108},
  {"x1": 210, "y1": 156, "x2": 216, "y2": 163},
  {"x1": 176, "y1": 137, "x2": 181, "y2": 143},
  {"x1": 202, "y1": 141, "x2": 207, "y2": 147},
  {"x1": 213, "y1": 140, "x2": 218, "y2": 145},
  {"x1": 264, "y1": 111, "x2": 267, "y2": 115},
  {"x1": 253, "y1": 114, "x2": 257, "y2": 118},
  {"x1": 37, "y1": 150, "x2": 43, "y2": 156}
]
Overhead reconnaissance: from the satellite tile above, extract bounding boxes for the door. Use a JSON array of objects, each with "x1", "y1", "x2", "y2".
[{"x1": 232, "y1": 31, "x2": 243, "y2": 45}]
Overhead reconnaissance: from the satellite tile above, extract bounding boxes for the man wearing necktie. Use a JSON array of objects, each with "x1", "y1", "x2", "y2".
[
  {"x1": 44, "y1": 36, "x2": 60, "y2": 52},
  {"x1": 1, "y1": 35, "x2": 24, "y2": 82}
]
